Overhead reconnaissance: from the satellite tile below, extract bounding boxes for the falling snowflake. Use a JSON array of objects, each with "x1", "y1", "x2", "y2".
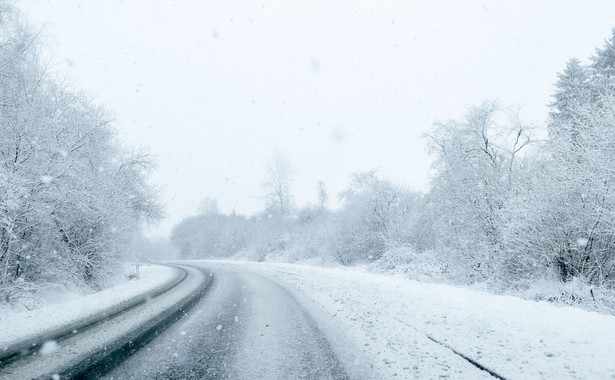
[
  {"x1": 40, "y1": 175, "x2": 53, "y2": 184},
  {"x1": 40, "y1": 340, "x2": 58, "y2": 356},
  {"x1": 577, "y1": 238, "x2": 589, "y2": 248}
]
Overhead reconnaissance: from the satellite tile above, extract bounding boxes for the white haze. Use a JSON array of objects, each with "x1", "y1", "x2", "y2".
[{"x1": 17, "y1": 0, "x2": 615, "y2": 237}]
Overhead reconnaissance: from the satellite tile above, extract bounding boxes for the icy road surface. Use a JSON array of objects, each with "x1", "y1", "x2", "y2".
[{"x1": 105, "y1": 262, "x2": 374, "y2": 379}]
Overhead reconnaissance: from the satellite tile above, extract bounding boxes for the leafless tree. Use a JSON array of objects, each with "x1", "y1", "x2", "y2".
[{"x1": 262, "y1": 152, "x2": 293, "y2": 219}]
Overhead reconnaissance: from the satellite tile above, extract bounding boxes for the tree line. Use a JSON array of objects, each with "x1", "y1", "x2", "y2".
[
  {"x1": 0, "y1": 3, "x2": 161, "y2": 306},
  {"x1": 172, "y1": 29, "x2": 615, "y2": 308}
]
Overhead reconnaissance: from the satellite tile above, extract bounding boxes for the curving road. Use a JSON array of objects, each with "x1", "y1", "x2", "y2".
[{"x1": 103, "y1": 262, "x2": 371, "y2": 380}]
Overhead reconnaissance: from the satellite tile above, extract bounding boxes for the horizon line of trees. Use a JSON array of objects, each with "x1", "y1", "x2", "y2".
[{"x1": 171, "y1": 28, "x2": 615, "y2": 304}]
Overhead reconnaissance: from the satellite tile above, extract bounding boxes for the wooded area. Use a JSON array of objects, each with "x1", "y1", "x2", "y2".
[
  {"x1": 0, "y1": 4, "x2": 160, "y2": 306},
  {"x1": 172, "y1": 29, "x2": 615, "y2": 310}
]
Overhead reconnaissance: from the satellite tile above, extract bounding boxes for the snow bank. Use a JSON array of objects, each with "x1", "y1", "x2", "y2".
[
  {"x1": 212, "y1": 260, "x2": 615, "y2": 380},
  {"x1": 0, "y1": 264, "x2": 179, "y2": 353}
]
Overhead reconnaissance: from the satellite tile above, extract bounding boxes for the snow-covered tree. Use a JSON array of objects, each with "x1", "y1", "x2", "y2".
[
  {"x1": 503, "y1": 33, "x2": 615, "y2": 287},
  {"x1": 425, "y1": 102, "x2": 533, "y2": 283},
  {"x1": 170, "y1": 203, "x2": 252, "y2": 259},
  {"x1": 262, "y1": 152, "x2": 294, "y2": 219},
  {"x1": 506, "y1": 96, "x2": 615, "y2": 286},
  {"x1": 334, "y1": 172, "x2": 418, "y2": 264},
  {"x1": 0, "y1": 3, "x2": 161, "y2": 304},
  {"x1": 591, "y1": 28, "x2": 615, "y2": 81}
]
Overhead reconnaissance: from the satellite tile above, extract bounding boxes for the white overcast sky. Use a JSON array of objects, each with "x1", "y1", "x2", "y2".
[{"x1": 17, "y1": 0, "x2": 615, "y2": 238}]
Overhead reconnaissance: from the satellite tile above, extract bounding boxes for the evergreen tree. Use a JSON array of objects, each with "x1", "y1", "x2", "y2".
[
  {"x1": 591, "y1": 28, "x2": 615, "y2": 79},
  {"x1": 549, "y1": 58, "x2": 589, "y2": 142}
]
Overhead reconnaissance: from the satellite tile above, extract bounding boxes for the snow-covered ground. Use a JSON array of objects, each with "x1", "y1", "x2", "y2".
[
  {"x1": 0, "y1": 264, "x2": 145, "y2": 317},
  {"x1": 0, "y1": 264, "x2": 178, "y2": 353},
  {"x1": 4, "y1": 260, "x2": 613, "y2": 379},
  {"x1": 208, "y1": 260, "x2": 615, "y2": 380},
  {"x1": 1, "y1": 265, "x2": 208, "y2": 380}
]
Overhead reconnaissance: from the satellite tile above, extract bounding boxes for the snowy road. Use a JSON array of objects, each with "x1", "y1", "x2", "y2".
[
  {"x1": 0, "y1": 265, "x2": 208, "y2": 379},
  {"x1": 7, "y1": 260, "x2": 610, "y2": 379},
  {"x1": 105, "y1": 263, "x2": 372, "y2": 380}
]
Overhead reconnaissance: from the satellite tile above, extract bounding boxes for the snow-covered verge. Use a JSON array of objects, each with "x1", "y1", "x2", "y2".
[
  {"x1": 0, "y1": 264, "x2": 178, "y2": 353},
  {"x1": 0, "y1": 264, "x2": 141, "y2": 317},
  {"x1": 209, "y1": 260, "x2": 615, "y2": 380},
  {"x1": 367, "y1": 247, "x2": 615, "y2": 316}
]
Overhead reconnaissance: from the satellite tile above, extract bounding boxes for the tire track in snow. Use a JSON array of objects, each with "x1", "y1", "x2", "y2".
[{"x1": 393, "y1": 317, "x2": 507, "y2": 380}]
